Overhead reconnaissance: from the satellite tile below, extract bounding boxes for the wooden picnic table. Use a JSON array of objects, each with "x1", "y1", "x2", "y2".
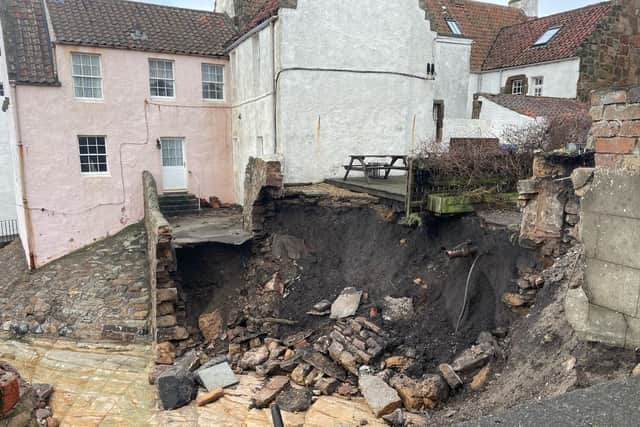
[{"x1": 343, "y1": 155, "x2": 408, "y2": 183}]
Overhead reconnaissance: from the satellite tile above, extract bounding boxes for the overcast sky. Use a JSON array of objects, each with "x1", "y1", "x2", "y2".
[{"x1": 139, "y1": 0, "x2": 605, "y2": 16}]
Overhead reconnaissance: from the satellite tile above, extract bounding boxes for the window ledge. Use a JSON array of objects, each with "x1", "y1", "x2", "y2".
[
  {"x1": 81, "y1": 173, "x2": 111, "y2": 178},
  {"x1": 150, "y1": 96, "x2": 176, "y2": 102},
  {"x1": 74, "y1": 97, "x2": 105, "y2": 103}
]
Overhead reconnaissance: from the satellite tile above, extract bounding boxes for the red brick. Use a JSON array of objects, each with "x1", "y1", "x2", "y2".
[
  {"x1": 595, "y1": 153, "x2": 625, "y2": 169},
  {"x1": 0, "y1": 374, "x2": 20, "y2": 416},
  {"x1": 591, "y1": 121, "x2": 620, "y2": 137},
  {"x1": 619, "y1": 121, "x2": 640, "y2": 138},
  {"x1": 595, "y1": 137, "x2": 637, "y2": 154}
]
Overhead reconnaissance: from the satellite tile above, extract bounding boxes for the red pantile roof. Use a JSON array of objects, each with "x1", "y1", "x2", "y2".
[
  {"x1": 0, "y1": 0, "x2": 58, "y2": 85},
  {"x1": 45, "y1": 0, "x2": 237, "y2": 58},
  {"x1": 424, "y1": 0, "x2": 527, "y2": 72},
  {"x1": 482, "y1": 2, "x2": 611, "y2": 71},
  {"x1": 481, "y1": 94, "x2": 588, "y2": 118}
]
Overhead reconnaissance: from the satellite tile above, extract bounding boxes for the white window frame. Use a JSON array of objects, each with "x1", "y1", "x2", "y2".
[
  {"x1": 149, "y1": 59, "x2": 176, "y2": 99},
  {"x1": 446, "y1": 18, "x2": 463, "y2": 35},
  {"x1": 512, "y1": 79, "x2": 524, "y2": 95},
  {"x1": 78, "y1": 135, "x2": 109, "y2": 176},
  {"x1": 201, "y1": 63, "x2": 224, "y2": 101},
  {"x1": 534, "y1": 26, "x2": 561, "y2": 46},
  {"x1": 533, "y1": 77, "x2": 544, "y2": 96},
  {"x1": 71, "y1": 53, "x2": 103, "y2": 100}
]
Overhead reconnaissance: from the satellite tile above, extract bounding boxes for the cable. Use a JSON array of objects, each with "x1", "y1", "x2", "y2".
[{"x1": 455, "y1": 252, "x2": 485, "y2": 334}]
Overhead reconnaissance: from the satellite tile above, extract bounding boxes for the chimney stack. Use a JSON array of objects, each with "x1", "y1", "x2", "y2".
[{"x1": 508, "y1": 0, "x2": 538, "y2": 17}]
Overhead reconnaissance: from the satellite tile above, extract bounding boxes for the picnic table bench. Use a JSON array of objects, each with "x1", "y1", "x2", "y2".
[{"x1": 343, "y1": 155, "x2": 408, "y2": 182}]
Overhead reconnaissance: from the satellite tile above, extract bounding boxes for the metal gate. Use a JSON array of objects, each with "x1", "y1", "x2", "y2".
[{"x1": 0, "y1": 219, "x2": 18, "y2": 243}]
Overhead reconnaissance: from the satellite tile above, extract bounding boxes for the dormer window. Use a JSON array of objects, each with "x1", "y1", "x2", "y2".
[
  {"x1": 533, "y1": 26, "x2": 561, "y2": 46},
  {"x1": 446, "y1": 18, "x2": 463, "y2": 35}
]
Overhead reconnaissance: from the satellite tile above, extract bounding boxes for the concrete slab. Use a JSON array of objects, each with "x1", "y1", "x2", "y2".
[
  {"x1": 585, "y1": 259, "x2": 640, "y2": 317},
  {"x1": 584, "y1": 304, "x2": 628, "y2": 348},
  {"x1": 170, "y1": 210, "x2": 251, "y2": 247},
  {"x1": 196, "y1": 362, "x2": 239, "y2": 392}
]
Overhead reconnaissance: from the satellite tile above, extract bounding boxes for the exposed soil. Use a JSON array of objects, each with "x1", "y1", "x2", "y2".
[
  {"x1": 176, "y1": 196, "x2": 534, "y2": 374},
  {"x1": 173, "y1": 193, "x2": 636, "y2": 424}
]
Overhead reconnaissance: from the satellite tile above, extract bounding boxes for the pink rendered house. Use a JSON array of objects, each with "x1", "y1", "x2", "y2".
[{"x1": 1, "y1": 0, "x2": 237, "y2": 267}]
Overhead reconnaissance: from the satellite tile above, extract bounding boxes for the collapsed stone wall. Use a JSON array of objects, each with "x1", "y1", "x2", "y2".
[
  {"x1": 142, "y1": 171, "x2": 188, "y2": 343},
  {"x1": 242, "y1": 158, "x2": 284, "y2": 238}
]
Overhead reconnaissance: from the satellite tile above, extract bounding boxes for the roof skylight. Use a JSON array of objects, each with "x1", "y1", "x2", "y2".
[
  {"x1": 446, "y1": 18, "x2": 463, "y2": 35},
  {"x1": 533, "y1": 26, "x2": 561, "y2": 46}
]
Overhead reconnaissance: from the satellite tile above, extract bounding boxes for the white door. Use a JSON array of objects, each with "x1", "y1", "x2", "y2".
[{"x1": 161, "y1": 138, "x2": 187, "y2": 191}]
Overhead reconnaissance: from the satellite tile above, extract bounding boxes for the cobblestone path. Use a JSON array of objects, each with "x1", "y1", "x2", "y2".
[{"x1": 0, "y1": 224, "x2": 149, "y2": 342}]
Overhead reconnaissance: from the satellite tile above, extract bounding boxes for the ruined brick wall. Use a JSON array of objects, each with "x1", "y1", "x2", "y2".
[
  {"x1": 242, "y1": 158, "x2": 284, "y2": 238},
  {"x1": 576, "y1": 1, "x2": 640, "y2": 102},
  {"x1": 142, "y1": 172, "x2": 187, "y2": 343},
  {"x1": 590, "y1": 86, "x2": 640, "y2": 172}
]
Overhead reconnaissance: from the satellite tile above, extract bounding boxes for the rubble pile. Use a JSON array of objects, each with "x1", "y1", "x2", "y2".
[
  {"x1": 0, "y1": 362, "x2": 55, "y2": 427},
  {"x1": 152, "y1": 285, "x2": 505, "y2": 424}
]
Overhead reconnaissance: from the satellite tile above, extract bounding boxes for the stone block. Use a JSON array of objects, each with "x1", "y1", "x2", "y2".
[
  {"x1": 157, "y1": 326, "x2": 189, "y2": 341},
  {"x1": 585, "y1": 259, "x2": 640, "y2": 317},
  {"x1": 584, "y1": 304, "x2": 627, "y2": 347},
  {"x1": 589, "y1": 106, "x2": 604, "y2": 121},
  {"x1": 595, "y1": 154, "x2": 625, "y2": 170},
  {"x1": 601, "y1": 90, "x2": 628, "y2": 105},
  {"x1": 595, "y1": 137, "x2": 636, "y2": 154},
  {"x1": 157, "y1": 365, "x2": 197, "y2": 410},
  {"x1": 359, "y1": 375, "x2": 402, "y2": 417},
  {"x1": 571, "y1": 168, "x2": 595, "y2": 195},
  {"x1": 592, "y1": 121, "x2": 620, "y2": 138},
  {"x1": 623, "y1": 315, "x2": 640, "y2": 349},
  {"x1": 620, "y1": 121, "x2": 640, "y2": 138},
  {"x1": 157, "y1": 288, "x2": 178, "y2": 303},
  {"x1": 581, "y1": 171, "x2": 640, "y2": 218},
  {"x1": 330, "y1": 287, "x2": 362, "y2": 319},
  {"x1": 629, "y1": 86, "x2": 640, "y2": 104},
  {"x1": 595, "y1": 215, "x2": 640, "y2": 270},
  {"x1": 156, "y1": 315, "x2": 177, "y2": 328},
  {"x1": 591, "y1": 91, "x2": 603, "y2": 106},
  {"x1": 253, "y1": 376, "x2": 289, "y2": 408}
]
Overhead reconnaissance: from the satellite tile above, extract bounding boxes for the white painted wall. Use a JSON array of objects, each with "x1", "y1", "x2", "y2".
[
  {"x1": 478, "y1": 58, "x2": 581, "y2": 98},
  {"x1": 229, "y1": 22, "x2": 277, "y2": 202},
  {"x1": 275, "y1": 0, "x2": 436, "y2": 183},
  {"x1": 434, "y1": 36, "x2": 474, "y2": 119},
  {"x1": 0, "y1": 19, "x2": 18, "y2": 224},
  {"x1": 442, "y1": 96, "x2": 547, "y2": 144}
]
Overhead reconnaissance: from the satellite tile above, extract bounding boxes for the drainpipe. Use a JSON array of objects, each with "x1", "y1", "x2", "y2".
[
  {"x1": 271, "y1": 19, "x2": 278, "y2": 156},
  {"x1": 9, "y1": 81, "x2": 36, "y2": 269}
]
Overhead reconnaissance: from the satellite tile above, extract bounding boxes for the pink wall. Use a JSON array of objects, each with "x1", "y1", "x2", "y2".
[{"x1": 16, "y1": 45, "x2": 234, "y2": 266}]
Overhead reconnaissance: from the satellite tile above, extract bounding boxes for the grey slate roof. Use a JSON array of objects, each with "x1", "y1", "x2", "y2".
[
  {"x1": 0, "y1": 0, "x2": 58, "y2": 85},
  {"x1": 46, "y1": 0, "x2": 237, "y2": 57}
]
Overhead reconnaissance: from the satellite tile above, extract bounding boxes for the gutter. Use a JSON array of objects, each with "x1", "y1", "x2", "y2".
[
  {"x1": 9, "y1": 81, "x2": 36, "y2": 269},
  {"x1": 225, "y1": 16, "x2": 279, "y2": 53}
]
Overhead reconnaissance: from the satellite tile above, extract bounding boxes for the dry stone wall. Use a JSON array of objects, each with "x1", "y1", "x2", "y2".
[{"x1": 142, "y1": 171, "x2": 188, "y2": 343}]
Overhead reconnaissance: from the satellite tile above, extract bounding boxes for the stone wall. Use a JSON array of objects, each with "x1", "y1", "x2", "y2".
[
  {"x1": 517, "y1": 152, "x2": 591, "y2": 263},
  {"x1": 590, "y1": 86, "x2": 640, "y2": 172},
  {"x1": 566, "y1": 168, "x2": 640, "y2": 348},
  {"x1": 577, "y1": 1, "x2": 640, "y2": 102},
  {"x1": 242, "y1": 158, "x2": 284, "y2": 238},
  {"x1": 142, "y1": 171, "x2": 188, "y2": 343}
]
